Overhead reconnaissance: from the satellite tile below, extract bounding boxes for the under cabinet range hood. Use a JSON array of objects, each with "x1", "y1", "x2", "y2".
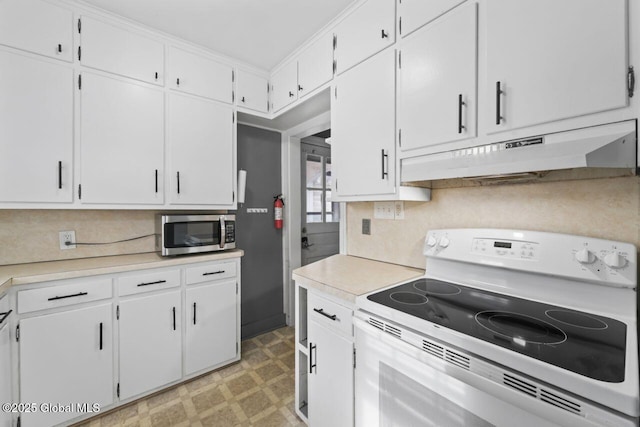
[{"x1": 401, "y1": 120, "x2": 637, "y2": 184}]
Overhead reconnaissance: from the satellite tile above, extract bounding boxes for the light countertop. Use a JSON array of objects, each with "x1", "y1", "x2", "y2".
[
  {"x1": 292, "y1": 254, "x2": 424, "y2": 303},
  {"x1": 0, "y1": 249, "x2": 244, "y2": 295}
]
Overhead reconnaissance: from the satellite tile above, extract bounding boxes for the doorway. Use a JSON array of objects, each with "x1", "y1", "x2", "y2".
[{"x1": 300, "y1": 131, "x2": 339, "y2": 266}]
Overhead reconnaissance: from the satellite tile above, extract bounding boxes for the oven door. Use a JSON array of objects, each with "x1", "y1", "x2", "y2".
[{"x1": 354, "y1": 317, "x2": 612, "y2": 427}]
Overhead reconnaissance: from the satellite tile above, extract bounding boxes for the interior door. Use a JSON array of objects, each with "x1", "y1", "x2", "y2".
[
  {"x1": 0, "y1": 321, "x2": 12, "y2": 427},
  {"x1": 301, "y1": 140, "x2": 339, "y2": 266}
]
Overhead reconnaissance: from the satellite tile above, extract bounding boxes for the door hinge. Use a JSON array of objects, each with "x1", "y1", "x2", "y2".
[
  {"x1": 628, "y1": 66, "x2": 635, "y2": 98},
  {"x1": 15, "y1": 325, "x2": 19, "y2": 342},
  {"x1": 399, "y1": 16, "x2": 402, "y2": 35},
  {"x1": 77, "y1": 45, "x2": 81, "y2": 61},
  {"x1": 117, "y1": 383, "x2": 120, "y2": 398},
  {"x1": 353, "y1": 348, "x2": 356, "y2": 368},
  {"x1": 78, "y1": 74, "x2": 82, "y2": 90},
  {"x1": 116, "y1": 305, "x2": 120, "y2": 320},
  {"x1": 398, "y1": 128, "x2": 402, "y2": 147},
  {"x1": 77, "y1": 18, "x2": 81, "y2": 34},
  {"x1": 78, "y1": 184, "x2": 82, "y2": 200},
  {"x1": 333, "y1": 34, "x2": 337, "y2": 50}
]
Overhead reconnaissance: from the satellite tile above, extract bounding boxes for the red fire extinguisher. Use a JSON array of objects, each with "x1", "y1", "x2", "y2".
[{"x1": 274, "y1": 195, "x2": 284, "y2": 229}]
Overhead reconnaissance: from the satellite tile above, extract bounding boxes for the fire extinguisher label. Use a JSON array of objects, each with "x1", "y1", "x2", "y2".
[{"x1": 275, "y1": 208, "x2": 283, "y2": 220}]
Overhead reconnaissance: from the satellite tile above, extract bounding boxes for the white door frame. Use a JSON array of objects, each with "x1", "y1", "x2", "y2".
[{"x1": 280, "y1": 111, "x2": 347, "y2": 326}]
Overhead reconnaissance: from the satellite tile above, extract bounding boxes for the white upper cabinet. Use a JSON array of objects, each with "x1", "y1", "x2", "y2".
[
  {"x1": 398, "y1": 0, "x2": 467, "y2": 37},
  {"x1": 79, "y1": 16, "x2": 164, "y2": 85},
  {"x1": 0, "y1": 51, "x2": 73, "y2": 203},
  {"x1": 168, "y1": 93, "x2": 235, "y2": 206},
  {"x1": 169, "y1": 46, "x2": 233, "y2": 103},
  {"x1": 80, "y1": 73, "x2": 164, "y2": 205},
  {"x1": 236, "y1": 69, "x2": 269, "y2": 113},
  {"x1": 271, "y1": 60, "x2": 299, "y2": 112},
  {"x1": 0, "y1": 0, "x2": 73, "y2": 61},
  {"x1": 297, "y1": 32, "x2": 334, "y2": 99},
  {"x1": 334, "y1": 0, "x2": 395, "y2": 75},
  {"x1": 332, "y1": 48, "x2": 396, "y2": 197},
  {"x1": 398, "y1": 2, "x2": 477, "y2": 152},
  {"x1": 485, "y1": 0, "x2": 628, "y2": 134}
]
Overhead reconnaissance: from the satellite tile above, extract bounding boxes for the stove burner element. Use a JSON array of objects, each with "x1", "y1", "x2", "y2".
[
  {"x1": 390, "y1": 292, "x2": 428, "y2": 305},
  {"x1": 412, "y1": 279, "x2": 461, "y2": 296},
  {"x1": 476, "y1": 311, "x2": 567, "y2": 345},
  {"x1": 545, "y1": 310, "x2": 608, "y2": 330}
]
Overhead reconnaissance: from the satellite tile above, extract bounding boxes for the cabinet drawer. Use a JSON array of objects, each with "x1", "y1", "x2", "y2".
[
  {"x1": 186, "y1": 262, "x2": 236, "y2": 285},
  {"x1": 18, "y1": 279, "x2": 112, "y2": 314},
  {"x1": 308, "y1": 292, "x2": 353, "y2": 336},
  {"x1": 118, "y1": 269, "x2": 180, "y2": 297}
]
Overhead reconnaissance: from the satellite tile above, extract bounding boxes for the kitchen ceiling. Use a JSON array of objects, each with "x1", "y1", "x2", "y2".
[{"x1": 79, "y1": 0, "x2": 355, "y2": 70}]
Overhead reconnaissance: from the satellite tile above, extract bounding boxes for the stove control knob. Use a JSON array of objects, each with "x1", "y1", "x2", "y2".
[
  {"x1": 438, "y1": 236, "x2": 450, "y2": 248},
  {"x1": 574, "y1": 248, "x2": 595, "y2": 264},
  {"x1": 426, "y1": 236, "x2": 437, "y2": 247},
  {"x1": 604, "y1": 251, "x2": 627, "y2": 269}
]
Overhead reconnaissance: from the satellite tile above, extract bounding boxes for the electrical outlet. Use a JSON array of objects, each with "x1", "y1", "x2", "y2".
[
  {"x1": 394, "y1": 201, "x2": 405, "y2": 220},
  {"x1": 59, "y1": 230, "x2": 76, "y2": 249},
  {"x1": 362, "y1": 219, "x2": 371, "y2": 235}
]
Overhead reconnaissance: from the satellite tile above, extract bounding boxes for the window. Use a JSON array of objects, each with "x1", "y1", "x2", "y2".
[{"x1": 305, "y1": 153, "x2": 339, "y2": 223}]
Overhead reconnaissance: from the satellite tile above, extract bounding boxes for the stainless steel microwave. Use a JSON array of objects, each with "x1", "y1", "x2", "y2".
[{"x1": 156, "y1": 214, "x2": 236, "y2": 256}]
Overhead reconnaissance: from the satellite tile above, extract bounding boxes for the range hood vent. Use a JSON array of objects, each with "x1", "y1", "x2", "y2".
[{"x1": 401, "y1": 121, "x2": 637, "y2": 183}]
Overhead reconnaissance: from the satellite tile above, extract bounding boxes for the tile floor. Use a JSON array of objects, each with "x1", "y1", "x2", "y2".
[{"x1": 76, "y1": 327, "x2": 304, "y2": 427}]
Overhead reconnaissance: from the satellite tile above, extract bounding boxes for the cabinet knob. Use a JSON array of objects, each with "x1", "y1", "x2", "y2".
[
  {"x1": 289, "y1": 91, "x2": 294, "y2": 97},
  {"x1": 176, "y1": 78, "x2": 180, "y2": 86},
  {"x1": 155, "y1": 72, "x2": 158, "y2": 80},
  {"x1": 298, "y1": 84, "x2": 303, "y2": 92},
  {"x1": 241, "y1": 96, "x2": 246, "y2": 103},
  {"x1": 381, "y1": 29, "x2": 389, "y2": 39},
  {"x1": 57, "y1": 44, "x2": 62, "y2": 53}
]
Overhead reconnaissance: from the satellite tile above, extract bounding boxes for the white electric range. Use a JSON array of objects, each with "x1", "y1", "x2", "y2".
[{"x1": 355, "y1": 229, "x2": 638, "y2": 427}]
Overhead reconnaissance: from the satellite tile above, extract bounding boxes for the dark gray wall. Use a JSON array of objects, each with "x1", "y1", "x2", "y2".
[{"x1": 236, "y1": 124, "x2": 285, "y2": 339}]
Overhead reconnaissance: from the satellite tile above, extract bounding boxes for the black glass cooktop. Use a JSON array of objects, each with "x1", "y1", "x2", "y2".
[{"x1": 367, "y1": 278, "x2": 627, "y2": 383}]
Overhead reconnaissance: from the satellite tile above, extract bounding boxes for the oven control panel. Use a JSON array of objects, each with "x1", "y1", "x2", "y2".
[
  {"x1": 471, "y1": 238, "x2": 539, "y2": 260},
  {"x1": 424, "y1": 229, "x2": 637, "y2": 288}
]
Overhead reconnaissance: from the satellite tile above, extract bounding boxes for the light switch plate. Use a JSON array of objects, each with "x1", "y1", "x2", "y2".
[
  {"x1": 374, "y1": 202, "x2": 394, "y2": 219},
  {"x1": 394, "y1": 201, "x2": 405, "y2": 220}
]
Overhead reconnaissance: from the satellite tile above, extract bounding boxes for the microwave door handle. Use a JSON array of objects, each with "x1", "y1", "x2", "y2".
[{"x1": 219, "y1": 218, "x2": 225, "y2": 249}]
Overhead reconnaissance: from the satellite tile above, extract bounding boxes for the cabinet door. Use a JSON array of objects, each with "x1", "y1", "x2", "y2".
[
  {"x1": 486, "y1": 0, "x2": 628, "y2": 133},
  {"x1": 0, "y1": 0, "x2": 73, "y2": 61},
  {"x1": 398, "y1": 0, "x2": 466, "y2": 37},
  {"x1": 298, "y1": 32, "x2": 334, "y2": 99},
  {"x1": 169, "y1": 47, "x2": 233, "y2": 103},
  {"x1": 119, "y1": 291, "x2": 182, "y2": 400},
  {"x1": 398, "y1": 2, "x2": 477, "y2": 152},
  {"x1": 334, "y1": 0, "x2": 395, "y2": 75},
  {"x1": 80, "y1": 16, "x2": 164, "y2": 85},
  {"x1": 332, "y1": 48, "x2": 396, "y2": 197},
  {"x1": 168, "y1": 93, "x2": 234, "y2": 205},
  {"x1": 80, "y1": 72, "x2": 164, "y2": 205},
  {"x1": 0, "y1": 324, "x2": 11, "y2": 427},
  {"x1": 185, "y1": 280, "x2": 237, "y2": 375},
  {"x1": 271, "y1": 61, "x2": 298, "y2": 112},
  {"x1": 236, "y1": 70, "x2": 269, "y2": 113},
  {"x1": 0, "y1": 51, "x2": 73, "y2": 203},
  {"x1": 308, "y1": 319, "x2": 354, "y2": 427},
  {"x1": 20, "y1": 304, "x2": 113, "y2": 427}
]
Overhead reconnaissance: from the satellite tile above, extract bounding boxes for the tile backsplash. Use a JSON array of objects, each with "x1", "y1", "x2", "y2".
[
  {"x1": 347, "y1": 176, "x2": 640, "y2": 269},
  {"x1": 0, "y1": 210, "x2": 160, "y2": 266}
]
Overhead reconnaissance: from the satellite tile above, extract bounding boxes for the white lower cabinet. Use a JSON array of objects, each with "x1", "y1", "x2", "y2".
[
  {"x1": 295, "y1": 286, "x2": 354, "y2": 426},
  {"x1": 185, "y1": 280, "x2": 238, "y2": 375},
  {"x1": 308, "y1": 318, "x2": 354, "y2": 427},
  {"x1": 10, "y1": 258, "x2": 241, "y2": 426},
  {"x1": 118, "y1": 290, "x2": 182, "y2": 400},
  {"x1": 19, "y1": 304, "x2": 113, "y2": 427},
  {"x1": 0, "y1": 300, "x2": 12, "y2": 427}
]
